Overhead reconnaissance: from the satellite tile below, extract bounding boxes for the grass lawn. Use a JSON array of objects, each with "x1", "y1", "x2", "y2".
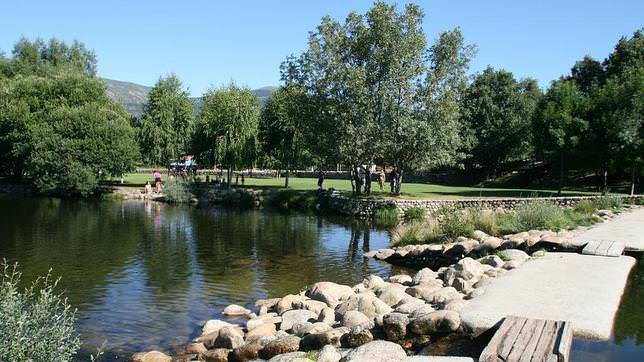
[{"x1": 110, "y1": 173, "x2": 600, "y2": 199}]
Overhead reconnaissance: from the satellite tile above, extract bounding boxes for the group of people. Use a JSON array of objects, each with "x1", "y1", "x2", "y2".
[
  {"x1": 316, "y1": 167, "x2": 395, "y2": 195},
  {"x1": 144, "y1": 170, "x2": 164, "y2": 195}
]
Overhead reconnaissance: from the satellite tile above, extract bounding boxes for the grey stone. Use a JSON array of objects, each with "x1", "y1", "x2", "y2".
[
  {"x1": 309, "y1": 282, "x2": 356, "y2": 308},
  {"x1": 280, "y1": 309, "x2": 318, "y2": 331},
  {"x1": 336, "y1": 293, "x2": 392, "y2": 318},
  {"x1": 318, "y1": 344, "x2": 342, "y2": 362},
  {"x1": 409, "y1": 310, "x2": 460, "y2": 334},
  {"x1": 341, "y1": 340, "x2": 407, "y2": 362},
  {"x1": 222, "y1": 304, "x2": 251, "y2": 316},
  {"x1": 389, "y1": 274, "x2": 413, "y2": 285},
  {"x1": 412, "y1": 268, "x2": 439, "y2": 285},
  {"x1": 259, "y1": 335, "x2": 302, "y2": 360},
  {"x1": 382, "y1": 312, "x2": 409, "y2": 341},
  {"x1": 341, "y1": 310, "x2": 371, "y2": 329},
  {"x1": 214, "y1": 326, "x2": 245, "y2": 349},
  {"x1": 318, "y1": 307, "x2": 336, "y2": 325},
  {"x1": 341, "y1": 325, "x2": 374, "y2": 347},
  {"x1": 478, "y1": 255, "x2": 504, "y2": 268}
]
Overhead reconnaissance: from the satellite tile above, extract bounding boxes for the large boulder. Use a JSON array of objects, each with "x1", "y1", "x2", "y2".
[
  {"x1": 382, "y1": 312, "x2": 409, "y2": 341},
  {"x1": 223, "y1": 304, "x2": 252, "y2": 316},
  {"x1": 389, "y1": 274, "x2": 413, "y2": 285},
  {"x1": 300, "y1": 327, "x2": 349, "y2": 351},
  {"x1": 500, "y1": 249, "x2": 530, "y2": 263},
  {"x1": 341, "y1": 340, "x2": 407, "y2": 362},
  {"x1": 409, "y1": 304, "x2": 436, "y2": 319},
  {"x1": 202, "y1": 348, "x2": 231, "y2": 362},
  {"x1": 425, "y1": 287, "x2": 463, "y2": 305},
  {"x1": 230, "y1": 342, "x2": 263, "y2": 361},
  {"x1": 412, "y1": 268, "x2": 439, "y2": 285},
  {"x1": 318, "y1": 307, "x2": 336, "y2": 325},
  {"x1": 132, "y1": 351, "x2": 172, "y2": 362},
  {"x1": 202, "y1": 319, "x2": 237, "y2": 336},
  {"x1": 255, "y1": 298, "x2": 281, "y2": 310},
  {"x1": 409, "y1": 310, "x2": 460, "y2": 334},
  {"x1": 276, "y1": 294, "x2": 309, "y2": 314},
  {"x1": 259, "y1": 335, "x2": 302, "y2": 360},
  {"x1": 405, "y1": 283, "x2": 443, "y2": 300},
  {"x1": 341, "y1": 310, "x2": 371, "y2": 329},
  {"x1": 394, "y1": 298, "x2": 426, "y2": 314},
  {"x1": 336, "y1": 293, "x2": 393, "y2": 318},
  {"x1": 318, "y1": 344, "x2": 342, "y2": 362},
  {"x1": 280, "y1": 309, "x2": 319, "y2": 331},
  {"x1": 363, "y1": 275, "x2": 387, "y2": 289},
  {"x1": 478, "y1": 255, "x2": 504, "y2": 268},
  {"x1": 309, "y1": 282, "x2": 356, "y2": 308},
  {"x1": 214, "y1": 326, "x2": 245, "y2": 349},
  {"x1": 247, "y1": 313, "x2": 281, "y2": 331},
  {"x1": 376, "y1": 285, "x2": 410, "y2": 306},
  {"x1": 293, "y1": 299, "x2": 329, "y2": 315},
  {"x1": 341, "y1": 325, "x2": 374, "y2": 347},
  {"x1": 245, "y1": 322, "x2": 277, "y2": 341}
]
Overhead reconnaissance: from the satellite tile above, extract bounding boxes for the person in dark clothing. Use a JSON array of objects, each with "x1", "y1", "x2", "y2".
[
  {"x1": 390, "y1": 169, "x2": 397, "y2": 194},
  {"x1": 317, "y1": 170, "x2": 325, "y2": 190},
  {"x1": 365, "y1": 168, "x2": 372, "y2": 195}
]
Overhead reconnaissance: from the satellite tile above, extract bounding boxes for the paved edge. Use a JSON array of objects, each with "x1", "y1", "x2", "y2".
[{"x1": 459, "y1": 253, "x2": 637, "y2": 340}]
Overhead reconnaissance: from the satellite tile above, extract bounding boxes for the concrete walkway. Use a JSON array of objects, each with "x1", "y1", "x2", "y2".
[
  {"x1": 459, "y1": 252, "x2": 636, "y2": 340},
  {"x1": 570, "y1": 207, "x2": 644, "y2": 251}
]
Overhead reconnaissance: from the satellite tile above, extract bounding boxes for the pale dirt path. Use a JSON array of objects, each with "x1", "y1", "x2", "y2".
[{"x1": 570, "y1": 207, "x2": 644, "y2": 251}]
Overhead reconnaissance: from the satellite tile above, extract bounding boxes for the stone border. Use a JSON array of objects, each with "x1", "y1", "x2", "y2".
[{"x1": 324, "y1": 193, "x2": 644, "y2": 217}]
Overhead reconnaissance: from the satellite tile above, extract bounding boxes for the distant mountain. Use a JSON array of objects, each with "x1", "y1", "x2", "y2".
[{"x1": 102, "y1": 78, "x2": 277, "y2": 118}]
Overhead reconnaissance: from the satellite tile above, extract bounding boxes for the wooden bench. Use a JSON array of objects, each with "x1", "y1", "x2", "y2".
[
  {"x1": 581, "y1": 240, "x2": 625, "y2": 257},
  {"x1": 479, "y1": 316, "x2": 573, "y2": 362}
]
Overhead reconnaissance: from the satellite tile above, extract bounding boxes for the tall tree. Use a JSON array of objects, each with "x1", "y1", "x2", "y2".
[
  {"x1": 461, "y1": 67, "x2": 541, "y2": 175},
  {"x1": 137, "y1": 74, "x2": 195, "y2": 166},
  {"x1": 281, "y1": 2, "x2": 475, "y2": 194},
  {"x1": 258, "y1": 85, "x2": 312, "y2": 188},
  {"x1": 196, "y1": 83, "x2": 260, "y2": 189},
  {"x1": 533, "y1": 79, "x2": 587, "y2": 195},
  {"x1": 570, "y1": 55, "x2": 605, "y2": 95}
]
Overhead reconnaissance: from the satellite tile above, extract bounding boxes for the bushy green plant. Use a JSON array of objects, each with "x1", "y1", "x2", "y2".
[
  {"x1": 403, "y1": 207, "x2": 426, "y2": 223},
  {"x1": 468, "y1": 207, "x2": 500, "y2": 236},
  {"x1": 593, "y1": 195, "x2": 623, "y2": 210},
  {"x1": 163, "y1": 179, "x2": 193, "y2": 203},
  {"x1": 373, "y1": 204, "x2": 400, "y2": 229},
  {"x1": 574, "y1": 200, "x2": 597, "y2": 215},
  {"x1": 507, "y1": 201, "x2": 572, "y2": 231},
  {"x1": 438, "y1": 208, "x2": 475, "y2": 240},
  {"x1": 0, "y1": 260, "x2": 80, "y2": 361},
  {"x1": 391, "y1": 220, "x2": 441, "y2": 246}
]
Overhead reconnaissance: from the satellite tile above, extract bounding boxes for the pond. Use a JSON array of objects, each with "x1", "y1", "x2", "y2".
[
  {"x1": 0, "y1": 196, "x2": 641, "y2": 361},
  {"x1": 0, "y1": 196, "x2": 406, "y2": 359}
]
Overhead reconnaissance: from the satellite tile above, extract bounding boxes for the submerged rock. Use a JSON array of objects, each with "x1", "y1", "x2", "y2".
[
  {"x1": 132, "y1": 351, "x2": 172, "y2": 362},
  {"x1": 223, "y1": 304, "x2": 252, "y2": 316}
]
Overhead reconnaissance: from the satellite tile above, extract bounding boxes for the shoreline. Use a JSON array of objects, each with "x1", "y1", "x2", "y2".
[{"x1": 132, "y1": 207, "x2": 641, "y2": 362}]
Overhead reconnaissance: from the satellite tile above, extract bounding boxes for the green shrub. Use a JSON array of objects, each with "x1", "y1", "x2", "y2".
[
  {"x1": 574, "y1": 200, "x2": 597, "y2": 215},
  {"x1": 468, "y1": 207, "x2": 500, "y2": 236},
  {"x1": 593, "y1": 195, "x2": 623, "y2": 210},
  {"x1": 0, "y1": 260, "x2": 81, "y2": 361},
  {"x1": 163, "y1": 179, "x2": 193, "y2": 203},
  {"x1": 403, "y1": 207, "x2": 426, "y2": 223},
  {"x1": 391, "y1": 220, "x2": 441, "y2": 246},
  {"x1": 373, "y1": 204, "x2": 399, "y2": 229},
  {"x1": 437, "y1": 208, "x2": 474, "y2": 240},
  {"x1": 271, "y1": 190, "x2": 318, "y2": 212}
]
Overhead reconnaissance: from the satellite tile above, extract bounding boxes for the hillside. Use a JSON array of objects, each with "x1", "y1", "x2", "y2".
[{"x1": 102, "y1": 78, "x2": 276, "y2": 117}]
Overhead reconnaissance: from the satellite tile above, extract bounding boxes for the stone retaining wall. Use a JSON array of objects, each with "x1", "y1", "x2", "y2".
[{"x1": 325, "y1": 193, "x2": 644, "y2": 217}]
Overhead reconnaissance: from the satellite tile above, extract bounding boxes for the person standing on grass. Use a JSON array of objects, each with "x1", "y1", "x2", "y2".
[
  {"x1": 378, "y1": 169, "x2": 385, "y2": 191},
  {"x1": 365, "y1": 168, "x2": 372, "y2": 195},
  {"x1": 241, "y1": 173, "x2": 245, "y2": 186},
  {"x1": 317, "y1": 170, "x2": 325, "y2": 190},
  {"x1": 390, "y1": 169, "x2": 397, "y2": 194}
]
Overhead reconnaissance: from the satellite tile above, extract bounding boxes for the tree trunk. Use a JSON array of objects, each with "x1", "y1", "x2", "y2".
[
  {"x1": 285, "y1": 170, "x2": 290, "y2": 188},
  {"x1": 227, "y1": 166, "x2": 232, "y2": 190},
  {"x1": 557, "y1": 150, "x2": 564, "y2": 196}
]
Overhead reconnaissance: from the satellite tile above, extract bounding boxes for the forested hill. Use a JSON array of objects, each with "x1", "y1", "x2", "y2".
[{"x1": 102, "y1": 78, "x2": 276, "y2": 117}]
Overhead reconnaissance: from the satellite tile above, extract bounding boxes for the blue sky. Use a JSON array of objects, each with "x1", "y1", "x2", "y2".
[{"x1": 1, "y1": 1, "x2": 642, "y2": 96}]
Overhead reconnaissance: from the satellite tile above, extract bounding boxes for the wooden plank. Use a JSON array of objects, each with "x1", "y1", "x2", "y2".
[
  {"x1": 581, "y1": 241, "x2": 601, "y2": 255},
  {"x1": 556, "y1": 321, "x2": 573, "y2": 362},
  {"x1": 498, "y1": 317, "x2": 529, "y2": 360},
  {"x1": 595, "y1": 241, "x2": 612, "y2": 256},
  {"x1": 507, "y1": 318, "x2": 538, "y2": 361},
  {"x1": 531, "y1": 320, "x2": 558, "y2": 361},
  {"x1": 479, "y1": 316, "x2": 521, "y2": 362},
  {"x1": 606, "y1": 242, "x2": 625, "y2": 257},
  {"x1": 518, "y1": 319, "x2": 547, "y2": 362}
]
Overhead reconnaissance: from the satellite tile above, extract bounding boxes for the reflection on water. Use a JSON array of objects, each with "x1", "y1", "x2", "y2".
[{"x1": 0, "y1": 197, "x2": 407, "y2": 358}]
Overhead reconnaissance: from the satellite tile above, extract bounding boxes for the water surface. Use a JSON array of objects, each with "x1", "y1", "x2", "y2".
[{"x1": 0, "y1": 196, "x2": 404, "y2": 358}]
